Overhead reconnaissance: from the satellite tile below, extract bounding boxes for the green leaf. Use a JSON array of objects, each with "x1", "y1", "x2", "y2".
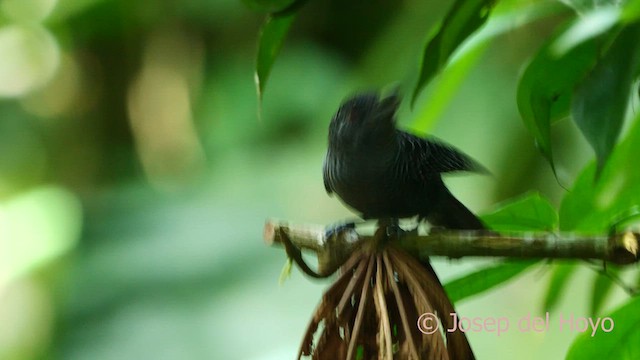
[
  {"x1": 481, "y1": 192, "x2": 558, "y2": 232},
  {"x1": 551, "y1": 7, "x2": 620, "y2": 55},
  {"x1": 563, "y1": 0, "x2": 624, "y2": 13},
  {"x1": 411, "y1": 0, "x2": 496, "y2": 105},
  {"x1": 445, "y1": 260, "x2": 538, "y2": 303},
  {"x1": 412, "y1": 41, "x2": 488, "y2": 132},
  {"x1": 543, "y1": 264, "x2": 576, "y2": 311},
  {"x1": 517, "y1": 27, "x2": 606, "y2": 173},
  {"x1": 443, "y1": 192, "x2": 558, "y2": 304},
  {"x1": 590, "y1": 269, "x2": 617, "y2": 316},
  {"x1": 566, "y1": 295, "x2": 640, "y2": 359},
  {"x1": 480, "y1": 193, "x2": 561, "y2": 309},
  {"x1": 411, "y1": 1, "x2": 569, "y2": 132},
  {"x1": 255, "y1": 12, "x2": 296, "y2": 99},
  {"x1": 560, "y1": 112, "x2": 640, "y2": 232},
  {"x1": 571, "y1": 23, "x2": 640, "y2": 175},
  {"x1": 278, "y1": 258, "x2": 293, "y2": 285},
  {"x1": 559, "y1": 107, "x2": 640, "y2": 331}
]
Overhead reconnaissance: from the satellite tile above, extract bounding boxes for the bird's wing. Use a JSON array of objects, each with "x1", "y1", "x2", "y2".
[
  {"x1": 322, "y1": 155, "x2": 334, "y2": 194},
  {"x1": 397, "y1": 131, "x2": 487, "y2": 177}
]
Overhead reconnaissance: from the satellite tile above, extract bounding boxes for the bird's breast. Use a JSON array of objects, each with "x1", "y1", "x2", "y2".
[{"x1": 326, "y1": 151, "x2": 417, "y2": 218}]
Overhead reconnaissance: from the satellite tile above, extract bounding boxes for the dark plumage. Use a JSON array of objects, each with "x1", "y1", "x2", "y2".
[
  {"x1": 323, "y1": 92, "x2": 486, "y2": 230},
  {"x1": 322, "y1": 92, "x2": 481, "y2": 359}
]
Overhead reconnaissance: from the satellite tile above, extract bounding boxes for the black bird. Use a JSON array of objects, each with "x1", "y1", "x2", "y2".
[
  {"x1": 323, "y1": 91, "x2": 482, "y2": 359},
  {"x1": 323, "y1": 92, "x2": 486, "y2": 230}
]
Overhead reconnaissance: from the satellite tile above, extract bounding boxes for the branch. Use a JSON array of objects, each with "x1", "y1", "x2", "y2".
[
  {"x1": 264, "y1": 220, "x2": 362, "y2": 277},
  {"x1": 264, "y1": 220, "x2": 639, "y2": 277}
]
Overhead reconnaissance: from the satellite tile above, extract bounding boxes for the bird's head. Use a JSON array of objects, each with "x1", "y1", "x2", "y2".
[{"x1": 328, "y1": 92, "x2": 400, "y2": 151}]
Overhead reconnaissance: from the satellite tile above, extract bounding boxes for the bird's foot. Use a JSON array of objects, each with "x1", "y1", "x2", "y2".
[
  {"x1": 324, "y1": 222, "x2": 356, "y2": 239},
  {"x1": 384, "y1": 221, "x2": 418, "y2": 239},
  {"x1": 385, "y1": 223, "x2": 408, "y2": 238}
]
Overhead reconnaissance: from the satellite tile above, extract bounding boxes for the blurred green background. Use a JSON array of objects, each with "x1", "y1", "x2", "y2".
[{"x1": 0, "y1": 0, "x2": 623, "y2": 359}]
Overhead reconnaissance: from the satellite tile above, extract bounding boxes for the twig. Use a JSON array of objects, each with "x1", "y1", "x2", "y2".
[{"x1": 264, "y1": 220, "x2": 640, "y2": 277}]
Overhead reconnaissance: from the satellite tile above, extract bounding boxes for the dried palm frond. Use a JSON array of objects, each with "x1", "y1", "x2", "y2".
[{"x1": 297, "y1": 227, "x2": 475, "y2": 360}]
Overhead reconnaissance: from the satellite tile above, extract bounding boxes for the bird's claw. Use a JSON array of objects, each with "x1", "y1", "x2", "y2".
[
  {"x1": 325, "y1": 222, "x2": 356, "y2": 239},
  {"x1": 386, "y1": 224, "x2": 411, "y2": 238}
]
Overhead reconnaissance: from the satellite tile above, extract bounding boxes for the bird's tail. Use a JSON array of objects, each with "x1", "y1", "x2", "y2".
[
  {"x1": 421, "y1": 187, "x2": 483, "y2": 359},
  {"x1": 428, "y1": 189, "x2": 485, "y2": 230}
]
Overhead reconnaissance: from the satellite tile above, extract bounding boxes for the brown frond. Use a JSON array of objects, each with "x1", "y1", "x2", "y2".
[{"x1": 298, "y1": 235, "x2": 474, "y2": 360}]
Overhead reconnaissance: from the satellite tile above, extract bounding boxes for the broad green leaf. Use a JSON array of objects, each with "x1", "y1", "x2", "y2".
[
  {"x1": 411, "y1": 0, "x2": 496, "y2": 105},
  {"x1": 543, "y1": 264, "x2": 576, "y2": 311},
  {"x1": 453, "y1": 1, "x2": 569, "y2": 61},
  {"x1": 566, "y1": 295, "x2": 640, "y2": 359},
  {"x1": 481, "y1": 192, "x2": 558, "y2": 232},
  {"x1": 590, "y1": 268, "x2": 617, "y2": 316},
  {"x1": 442, "y1": 192, "x2": 557, "y2": 303},
  {"x1": 571, "y1": 23, "x2": 640, "y2": 175},
  {"x1": 482, "y1": 192, "x2": 558, "y2": 309},
  {"x1": 412, "y1": 1, "x2": 569, "y2": 131},
  {"x1": 551, "y1": 7, "x2": 620, "y2": 55},
  {"x1": 412, "y1": 42, "x2": 488, "y2": 132},
  {"x1": 559, "y1": 107, "x2": 640, "y2": 333},
  {"x1": 560, "y1": 112, "x2": 640, "y2": 232},
  {"x1": 255, "y1": 12, "x2": 296, "y2": 99},
  {"x1": 445, "y1": 260, "x2": 538, "y2": 303},
  {"x1": 517, "y1": 28, "x2": 606, "y2": 173},
  {"x1": 563, "y1": 0, "x2": 623, "y2": 13}
]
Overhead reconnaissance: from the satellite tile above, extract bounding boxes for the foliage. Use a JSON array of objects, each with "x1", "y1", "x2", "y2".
[
  {"x1": 1, "y1": 0, "x2": 640, "y2": 358},
  {"x1": 254, "y1": 0, "x2": 640, "y2": 358}
]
